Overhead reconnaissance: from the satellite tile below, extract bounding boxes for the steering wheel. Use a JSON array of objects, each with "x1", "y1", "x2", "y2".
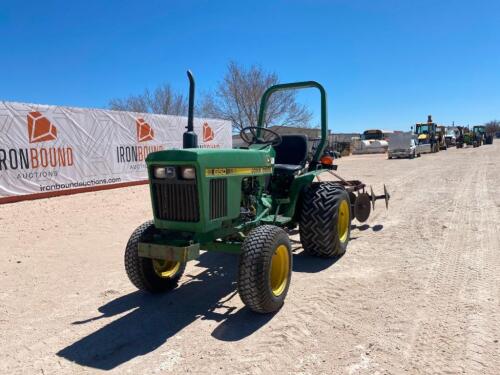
[{"x1": 239, "y1": 126, "x2": 282, "y2": 147}]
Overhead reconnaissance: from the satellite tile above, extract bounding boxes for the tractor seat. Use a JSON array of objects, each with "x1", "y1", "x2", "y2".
[{"x1": 273, "y1": 134, "x2": 308, "y2": 175}]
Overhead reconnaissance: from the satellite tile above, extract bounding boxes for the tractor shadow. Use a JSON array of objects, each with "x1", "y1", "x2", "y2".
[
  {"x1": 288, "y1": 224, "x2": 387, "y2": 273},
  {"x1": 292, "y1": 250, "x2": 344, "y2": 273},
  {"x1": 288, "y1": 227, "x2": 356, "y2": 273},
  {"x1": 351, "y1": 223, "x2": 384, "y2": 232},
  {"x1": 57, "y1": 251, "x2": 273, "y2": 370}
]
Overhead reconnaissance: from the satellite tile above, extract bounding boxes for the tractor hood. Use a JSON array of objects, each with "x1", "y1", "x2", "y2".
[
  {"x1": 145, "y1": 146, "x2": 275, "y2": 235},
  {"x1": 418, "y1": 134, "x2": 429, "y2": 140},
  {"x1": 146, "y1": 147, "x2": 274, "y2": 167}
]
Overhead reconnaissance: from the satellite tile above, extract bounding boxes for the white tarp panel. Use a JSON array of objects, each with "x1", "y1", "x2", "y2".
[{"x1": 0, "y1": 101, "x2": 232, "y2": 202}]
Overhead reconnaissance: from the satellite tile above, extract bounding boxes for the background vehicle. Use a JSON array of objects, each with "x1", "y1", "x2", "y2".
[
  {"x1": 436, "y1": 125, "x2": 448, "y2": 150},
  {"x1": 444, "y1": 127, "x2": 457, "y2": 147},
  {"x1": 124, "y1": 72, "x2": 390, "y2": 314},
  {"x1": 388, "y1": 132, "x2": 421, "y2": 159},
  {"x1": 351, "y1": 129, "x2": 389, "y2": 154},
  {"x1": 415, "y1": 115, "x2": 439, "y2": 153},
  {"x1": 473, "y1": 125, "x2": 491, "y2": 146},
  {"x1": 456, "y1": 126, "x2": 481, "y2": 148},
  {"x1": 456, "y1": 127, "x2": 465, "y2": 148}
]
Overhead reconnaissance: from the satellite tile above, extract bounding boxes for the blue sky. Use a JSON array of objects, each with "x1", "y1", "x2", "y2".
[{"x1": 1, "y1": 0, "x2": 499, "y2": 133}]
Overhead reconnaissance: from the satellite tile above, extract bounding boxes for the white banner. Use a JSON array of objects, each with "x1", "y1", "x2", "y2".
[{"x1": 0, "y1": 101, "x2": 232, "y2": 203}]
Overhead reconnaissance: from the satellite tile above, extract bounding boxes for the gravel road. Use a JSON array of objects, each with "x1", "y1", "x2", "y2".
[{"x1": 1, "y1": 143, "x2": 499, "y2": 374}]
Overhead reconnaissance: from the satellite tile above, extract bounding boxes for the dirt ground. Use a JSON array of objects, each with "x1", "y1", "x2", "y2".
[{"x1": 1, "y1": 143, "x2": 499, "y2": 375}]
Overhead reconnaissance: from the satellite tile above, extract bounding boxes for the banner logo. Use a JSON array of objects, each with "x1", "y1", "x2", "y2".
[
  {"x1": 116, "y1": 118, "x2": 161, "y2": 164},
  {"x1": 27, "y1": 112, "x2": 57, "y2": 143},
  {"x1": 0, "y1": 111, "x2": 73, "y2": 175},
  {"x1": 136, "y1": 118, "x2": 154, "y2": 142},
  {"x1": 203, "y1": 122, "x2": 214, "y2": 142}
]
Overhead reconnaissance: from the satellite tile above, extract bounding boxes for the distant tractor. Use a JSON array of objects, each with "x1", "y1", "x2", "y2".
[
  {"x1": 472, "y1": 125, "x2": 485, "y2": 147},
  {"x1": 485, "y1": 132, "x2": 494, "y2": 145},
  {"x1": 465, "y1": 127, "x2": 480, "y2": 147},
  {"x1": 457, "y1": 126, "x2": 480, "y2": 148},
  {"x1": 415, "y1": 115, "x2": 439, "y2": 153},
  {"x1": 124, "y1": 71, "x2": 390, "y2": 314},
  {"x1": 473, "y1": 125, "x2": 493, "y2": 145}
]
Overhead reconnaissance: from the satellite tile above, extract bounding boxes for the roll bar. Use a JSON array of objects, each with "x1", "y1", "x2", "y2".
[{"x1": 256, "y1": 81, "x2": 328, "y2": 163}]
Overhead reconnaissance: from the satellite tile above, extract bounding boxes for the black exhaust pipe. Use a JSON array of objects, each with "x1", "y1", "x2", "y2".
[{"x1": 183, "y1": 70, "x2": 198, "y2": 148}]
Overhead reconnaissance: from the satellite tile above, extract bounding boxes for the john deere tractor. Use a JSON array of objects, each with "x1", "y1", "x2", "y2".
[
  {"x1": 124, "y1": 71, "x2": 389, "y2": 313},
  {"x1": 473, "y1": 125, "x2": 490, "y2": 146},
  {"x1": 461, "y1": 126, "x2": 480, "y2": 148}
]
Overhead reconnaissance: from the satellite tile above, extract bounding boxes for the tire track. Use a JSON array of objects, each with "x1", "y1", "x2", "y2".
[
  {"x1": 461, "y1": 148, "x2": 500, "y2": 374},
  {"x1": 405, "y1": 148, "x2": 499, "y2": 374}
]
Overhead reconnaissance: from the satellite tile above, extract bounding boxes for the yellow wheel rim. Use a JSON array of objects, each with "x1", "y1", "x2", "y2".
[
  {"x1": 270, "y1": 244, "x2": 290, "y2": 297},
  {"x1": 152, "y1": 259, "x2": 180, "y2": 278},
  {"x1": 338, "y1": 199, "x2": 350, "y2": 243}
]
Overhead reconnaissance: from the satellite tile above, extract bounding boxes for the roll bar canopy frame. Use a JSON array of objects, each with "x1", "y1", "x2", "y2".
[{"x1": 256, "y1": 81, "x2": 328, "y2": 164}]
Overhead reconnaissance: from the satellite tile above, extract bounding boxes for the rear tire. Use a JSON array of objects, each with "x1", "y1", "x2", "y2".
[
  {"x1": 238, "y1": 225, "x2": 292, "y2": 313},
  {"x1": 299, "y1": 183, "x2": 351, "y2": 257},
  {"x1": 125, "y1": 221, "x2": 185, "y2": 293}
]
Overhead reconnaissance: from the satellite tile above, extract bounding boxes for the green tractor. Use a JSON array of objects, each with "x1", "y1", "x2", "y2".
[
  {"x1": 124, "y1": 71, "x2": 390, "y2": 313},
  {"x1": 472, "y1": 125, "x2": 486, "y2": 147},
  {"x1": 456, "y1": 126, "x2": 479, "y2": 148},
  {"x1": 464, "y1": 127, "x2": 480, "y2": 147},
  {"x1": 473, "y1": 125, "x2": 492, "y2": 145}
]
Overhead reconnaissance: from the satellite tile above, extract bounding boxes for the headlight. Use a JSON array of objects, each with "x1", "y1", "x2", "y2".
[
  {"x1": 154, "y1": 167, "x2": 166, "y2": 179},
  {"x1": 153, "y1": 166, "x2": 176, "y2": 179},
  {"x1": 181, "y1": 166, "x2": 196, "y2": 180}
]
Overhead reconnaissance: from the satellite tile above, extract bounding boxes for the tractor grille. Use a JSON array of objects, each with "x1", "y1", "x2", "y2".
[
  {"x1": 209, "y1": 178, "x2": 227, "y2": 219},
  {"x1": 153, "y1": 179, "x2": 199, "y2": 222}
]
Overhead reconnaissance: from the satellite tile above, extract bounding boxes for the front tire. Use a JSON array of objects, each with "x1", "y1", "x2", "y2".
[
  {"x1": 238, "y1": 225, "x2": 292, "y2": 313},
  {"x1": 125, "y1": 221, "x2": 185, "y2": 293},
  {"x1": 299, "y1": 183, "x2": 351, "y2": 257}
]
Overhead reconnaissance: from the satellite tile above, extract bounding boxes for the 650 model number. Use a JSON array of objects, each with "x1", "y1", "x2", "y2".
[{"x1": 205, "y1": 167, "x2": 272, "y2": 177}]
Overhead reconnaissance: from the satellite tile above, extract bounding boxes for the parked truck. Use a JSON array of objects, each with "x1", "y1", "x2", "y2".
[
  {"x1": 388, "y1": 132, "x2": 421, "y2": 159},
  {"x1": 444, "y1": 127, "x2": 457, "y2": 147}
]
